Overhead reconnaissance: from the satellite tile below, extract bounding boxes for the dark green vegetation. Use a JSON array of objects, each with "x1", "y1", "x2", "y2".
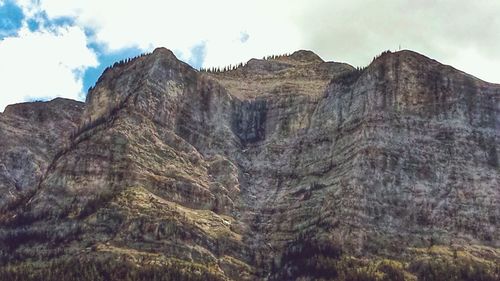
[
  {"x1": 270, "y1": 241, "x2": 499, "y2": 281},
  {"x1": 408, "y1": 255, "x2": 500, "y2": 281},
  {"x1": 2, "y1": 251, "x2": 496, "y2": 281},
  {"x1": 0, "y1": 257, "x2": 223, "y2": 281}
]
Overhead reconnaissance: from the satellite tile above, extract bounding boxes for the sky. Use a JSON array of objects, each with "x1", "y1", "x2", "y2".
[{"x1": 0, "y1": 0, "x2": 499, "y2": 111}]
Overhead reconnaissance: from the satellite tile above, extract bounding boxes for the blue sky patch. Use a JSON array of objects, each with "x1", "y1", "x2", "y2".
[
  {"x1": 0, "y1": 0, "x2": 24, "y2": 38},
  {"x1": 26, "y1": 18, "x2": 40, "y2": 31},
  {"x1": 187, "y1": 42, "x2": 207, "y2": 69},
  {"x1": 240, "y1": 32, "x2": 250, "y2": 43},
  {"x1": 27, "y1": 10, "x2": 75, "y2": 32}
]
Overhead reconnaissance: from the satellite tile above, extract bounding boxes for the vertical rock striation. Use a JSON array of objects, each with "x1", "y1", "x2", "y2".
[{"x1": 0, "y1": 98, "x2": 84, "y2": 211}]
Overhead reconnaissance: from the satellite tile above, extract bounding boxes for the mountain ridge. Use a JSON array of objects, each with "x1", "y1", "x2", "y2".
[{"x1": 0, "y1": 47, "x2": 498, "y2": 281}]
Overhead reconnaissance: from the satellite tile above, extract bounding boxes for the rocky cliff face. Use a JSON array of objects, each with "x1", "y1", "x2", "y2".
[
  {"x1": 0, "y1": 48, "x2": 498, "y2": 281},
  {"x1": 0, "y1": 98, "x2": 84, "y2": 211}
]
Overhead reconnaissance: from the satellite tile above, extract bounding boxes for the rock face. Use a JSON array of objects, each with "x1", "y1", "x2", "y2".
[
  {"x1": 0, "y1": 98, "x2": 84, "y2": 211},
  {"x1": 0, "y1": 48, "x2": 499, "y2": 280}
]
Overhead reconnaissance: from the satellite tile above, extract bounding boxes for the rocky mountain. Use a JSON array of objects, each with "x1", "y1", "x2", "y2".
[
  {"x1": 0, "y1": 98, "x2": 84, "y2": 211},
  {"x1": 0, "y1": 48, "x2": 498, "y2": 281}
]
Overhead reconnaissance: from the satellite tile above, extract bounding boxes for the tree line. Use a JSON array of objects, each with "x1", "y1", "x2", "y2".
[
  {"x1": 87, "y1": 52, "x2": 151, "y2": 93},
  {"x1": 200, "y1": 52, "x2": 292, "y2": 73}
]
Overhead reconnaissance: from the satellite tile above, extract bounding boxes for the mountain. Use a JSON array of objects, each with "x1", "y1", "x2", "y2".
[
  {"x1": 0, "y1": 48, "x2": 498, "y2": 281},
  {"x1": 0, "y1": 98, "x2": 84, "y2": 211}
]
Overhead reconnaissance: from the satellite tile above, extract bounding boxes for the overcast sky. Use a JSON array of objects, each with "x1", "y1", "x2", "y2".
[{"x1": 0, "y1": 0, "x2": 499, "y2": 111}]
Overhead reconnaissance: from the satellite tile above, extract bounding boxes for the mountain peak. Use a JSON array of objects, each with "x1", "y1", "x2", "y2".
[
  {"x1": 373, "y1": 49, "x2": 438, "y2": 64},
  {"x1": 288, "y1": 50, "x2": 324, "y2": 63},
  {"x1": 3, "y1": 98, "x2": 84, "y2": 120},
  {"x1": 151, "y1": 47, "x2": 177, "y2": 59},
  {"x1": 362, "y1": 49, "x2": 500, "y2": 85}
]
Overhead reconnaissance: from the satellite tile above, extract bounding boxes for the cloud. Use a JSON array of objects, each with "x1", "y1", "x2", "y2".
[
  {"x1": 24, "y1": 0, "x2": 302, "y2": 67},
  {"x1": 0, "y1": 25, "x2": 97, "y2": 111},
  {"x1": 292, "y1": 0, "x2": 500, "y2": 83}
]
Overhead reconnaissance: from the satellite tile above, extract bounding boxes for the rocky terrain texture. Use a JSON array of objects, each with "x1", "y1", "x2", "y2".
[
  {"x1": 0, "y1": 48, "x2": 499, "y2": 281},
  {"x1": 0, "y1": 98, "x2": 84, "y2": 211}
]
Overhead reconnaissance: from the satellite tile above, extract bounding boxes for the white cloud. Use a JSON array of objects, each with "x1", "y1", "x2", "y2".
[
  {"x1": 28, "y1": 0, "x2": 302, "y2": 67},
  {"x1": 290, "y1": 0, "x2": 500, "y2": 83},
  {"x1": 450, "y1": 47, "x2": 500, "y2": 83},
  {"x1": 0, "y1": 25, "x2": 97, "y2": 111}
]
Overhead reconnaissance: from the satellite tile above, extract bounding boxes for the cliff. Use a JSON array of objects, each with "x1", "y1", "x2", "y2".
[{"x1": 0, "y1": 48, "x2": 498, "y2": 280}]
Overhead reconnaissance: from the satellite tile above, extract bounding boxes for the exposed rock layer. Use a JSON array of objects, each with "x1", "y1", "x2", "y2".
[
  {"x1": 0, "y1": 48, "x2": 499, "y2": 280},
  {"x1": 0, "y1": 98, "x2": 84, "y2": 211}
]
